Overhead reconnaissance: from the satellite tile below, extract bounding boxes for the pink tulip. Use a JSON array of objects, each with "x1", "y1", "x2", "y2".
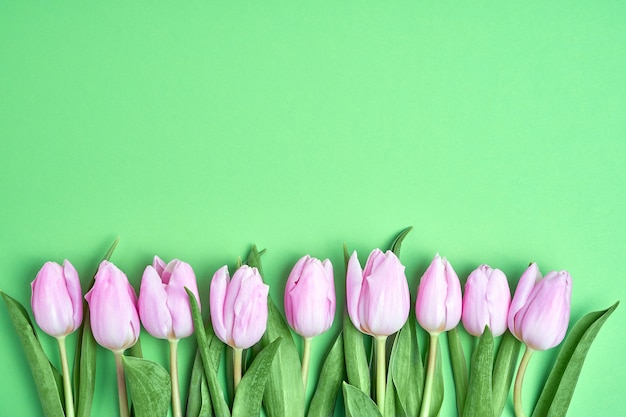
[
  {"x1": 508, "y1": 263, "x2": 571, "y2": 350},
  {"x1": 138, "y1": 256, "x2": 200, "y2": 340},
  {"x1": 210, "y1": 265, "x2": 269, "y2": 350},
  {"x1": 415, "y1": 254, "x2": 462, "y2": 334},
  {"x1": 284, "y1": 255, "x2": 336, "y2": 338},
  {"x1": 85, "y1": 261, "x2": 140, "y2": 351},
  {"x1": 461, "y1": 265, "x2": 511, "y2": 337},
  {"x1": 31, "y1": 260, "x2": 83, "y2": 338},
  {"x1": 346, "y1": 249, "x2": 410, "y2": 337}
]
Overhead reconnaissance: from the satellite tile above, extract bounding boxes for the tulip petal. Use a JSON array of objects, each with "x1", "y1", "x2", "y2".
[
  {"x1": 362, "y1": 249, "x2": 386, "y2": 278},
  {"x1": 358, "y1": 251, "x2": 409, "y2": 336},
  {"x1": 153, "y1": 256, "x2": 166, "y2": 277},
  {"x1": 62, "y1": 259, "x2": 83, "y2": 330},
  {"x1": 462, "y1": 267, "x2": 490, "y2": 336},
  {"x1": 288, "y1": 260, "x2": 334, "y2": 337},
  {"x1": 284, "y1": 255, "x2": 309, "y2": 328},
  {"x1": 485, "y1": 268, "x2": 511, "y2": 337},
  {"x1": 508, "y1": 263, "x2": 540, "y2": 338},
  {"x1": 86, "y1": 261, "x2": 139, "y2": 351},
  {"x1": 231, "y1": 269, "x2": 269, "y2": 348},
  {"x1": 138, "y1": 266, "x2": 172, "y2": 339},
  {"x1": 346, "y1": 251, "x2": 364, "y2": 331},
  {"x1": 517, "y1": 271, "x2": 571, "y2": 350},
  {"x1": 210, "y1": 266, "x2": 230, "y2": 345},
  {"x1": 32, "y1": 262, "x2": 75, "y2": 337},
  {"x1": 167, "y1": 261, "x2": 199, "y2": 339},
  {"x1": 443, "y1": 258, "x2": 462, "y2": 331},
  {"x1": 415, "y1": 256, "x2": 448, "y2": 333}
]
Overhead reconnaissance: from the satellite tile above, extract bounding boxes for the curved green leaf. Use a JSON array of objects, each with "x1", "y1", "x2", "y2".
[
  {"x1": 343, "y1": 243, "x2": 350, "y2": 266},
  {"x1": 492, "y1": 331, "x2": 521, "y2": 417},
  {"x1": 343, "y1": 312, "x2": 371, "y2": 395},
  {"x1": 232, "y1": 338, "x2": 282, "y2": 417},
  {"x1": 74, "y1": 237, "x2": 119, "y2": 417},
  {"x1": 248, "y1": 245, "x2": 305, "y2": 417},
  {"x1": 308, "y1": 332, "x2": 345, "y2": 417},
  {"x1": 463, "y1": 328, "x2": 494, "y2": 417},
  {"x1": 343, "y1": 382, "x2": 382, "y2": 417},
  {"x1": 123, "y1": 356, "x2": 171, "y2": 417},
  {"x1": 187, "y1": 288, "x2": 231, "y2": 417},
  {"x1": 390, "y1": 226, "x2": 413, "y2": 256},
  {"x1": 447, "y1": 327, "x2": 468, "y2": 416},
  {"x1": 186, "y1": 350, "x2": 212, "y2": 417},
  {"x1": 386, "y1": 314, "x2": 422, "y2": 417},
  {"x1": 1, "y1": 292, "x2": 65, "y2": 417},
  {"x1": 532, "y1": 302, "x2": 619, "y2": 417}
]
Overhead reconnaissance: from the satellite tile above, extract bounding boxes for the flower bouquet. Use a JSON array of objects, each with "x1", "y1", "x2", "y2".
[{"x1": 1, "y1": 228, "x2": 618, "y2": 417}]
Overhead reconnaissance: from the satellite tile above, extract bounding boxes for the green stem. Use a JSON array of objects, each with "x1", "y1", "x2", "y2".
[
  {"x1": 57, "y1": 336, "x2": 75, "y2": 417},
  {"x1": 375, "y1": 336, "x2": 387, "y2": 415},
  {"x1": 233, "y1": 348, "x2": 243, "y2": 392},
  {"x1": 169, "y1": 339, "x2": 182, "y2": 417},
  {"x1": 514, "y1": 346, "x2": 535, "y2": 417},
  {"x1": 113, "y1": 350, "x2": 130, "y2": 417},
  {"x1": 419, "y1": 333, "x2": 439, "y2": 417},
  {"x1": 301, "y1": 337, "x2": 313, "y2": 392}
]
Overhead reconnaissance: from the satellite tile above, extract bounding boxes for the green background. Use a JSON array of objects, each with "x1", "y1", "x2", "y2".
[{"x1": 1, "y1": 1, "x2": 624, "y2": 416}]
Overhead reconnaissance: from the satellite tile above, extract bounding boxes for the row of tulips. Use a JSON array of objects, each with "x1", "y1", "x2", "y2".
[
  {"x1": 3, "y1": 230, "x2": 618, "y2": 417},
  {"x1": 346, "y1": 250, "x2": 571, "y2": 417}
]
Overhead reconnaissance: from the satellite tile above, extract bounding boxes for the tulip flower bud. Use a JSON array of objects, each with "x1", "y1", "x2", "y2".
[
  {"x1": 85, "y1": 261, "x2": 140, "y2": 352},
  {"x1": 415, "y1": 254, "x2": 462, "y2": 334},
  {"x1": 210, "y1": 265, "x2": 269, "y2": 350},
  {"x1": 346, "y1": 249, "x2": 410, "y2": 337},
  {"x1": 31, "y1": 260, "x2": 83, "y2": 338},
  {"x1": 138, "y1": 256, "x2": 200, "y2": 340},
  {"x1": 284, "y1": 255, "x2": 336, "y2": 338},
  {"x1": 508, "y1": 263, "x2": 571, "y2": 351},
  {"x1": 461, "y1": 265, "x2": 511, "y2": 337}
]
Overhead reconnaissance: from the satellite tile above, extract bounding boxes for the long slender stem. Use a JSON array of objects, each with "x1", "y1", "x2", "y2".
[
  {"x1": 514, "y1": 346, "x2": 535, "y2": 417},
  {"x1": 419, "y1": 333, "x2": 439, "y2": 417},
  {"x1": 169, "y1": 339, "x2": 182, "y2": 417},
  {"x1": 375, "y1": 336, "x2": 387, "y2": 415},
  {"x1": 57, "y1": 336, "x2": 75, "y2": 417},
  {"x1": 301, "y1": 337, "x2": 313, "y2": 392},
  {"x1": 233, "y1": 348, "x2": 243, "y2": 392},
  {"x1": 113, "y1": 350, "x2": 130, "y2": 417}
]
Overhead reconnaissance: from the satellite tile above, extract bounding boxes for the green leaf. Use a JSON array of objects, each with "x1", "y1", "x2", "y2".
[
  {"x1": 386, "y1": 314, "x2": 422, "y2": 417},
  {"x1": 73, "y1": 309, "x2": 96, "y2": 417},
  {"x1": 186, "y1": 316, "x2": 225, "y2": 417},
  {"x1": 532, "y1": 302, "x2": 619, "y2": 417},
  {"x1": 248, "y1": 244, "x2": 305, "y2": 417},
  {"x1": 343, "y1": 382, "x2": 383, "y2": 417},
  {"x1": 492, "y1": 331, "x2": 521, "y2": 417},
  {"x1": 242, "y1": 248, "x2": 266, "y2": 266},
  {"x1": 384, "y1": 381, "x2": 406, "y2": 417},
  {"x1": 389, "y1": 226, "x2": 413, "y2": 256},
  {"x1": 186, "y1": 350, "x2": 212, "y2": 417},
  {"x1": 74, "y1": 237, "x2": 119, "y2": 417},
  {"x1": 463, "y1": 328, "x2": 494, "y2": 417},
  {"x1": 1, "y1": 292, "x2": 65, "y2": 417},
  {"x1": 448, "y1": 327, "x2": 468, "y2": 416},
  {"x1": 343, "y1": 312, "x2": 371, "y2": 395},
  {"x1": 245, "y1": 244, "x2": 265, "y2": 275},
  {"x1": 308, "y1": 332, "x2": 346, "y2": 417},
  {"x1": 126, "y1": 338, "x2": 143, "y2": 359},
  {"x1": 232, "y1": 338, "x2": 283, "y2": 417},
  {"x1": 187, "y1": 288, "x2": 231, "y2": 417},
  {"x1": 123, "y1": 356, "x2": 171, "y2": 417}
]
